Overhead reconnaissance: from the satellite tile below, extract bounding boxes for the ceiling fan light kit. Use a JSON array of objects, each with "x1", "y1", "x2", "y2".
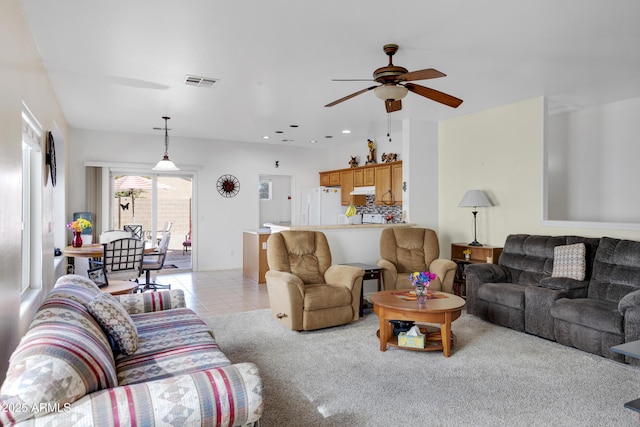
[
  {"x1": 152, "y1": 116, "x2": 180, "y2": 171},
  {"x1": 374, "y1": 84, "x2": 408, "y2": 101},
  {"x1": 325, "y1": 43, "x2": 463, "y2": 113}
]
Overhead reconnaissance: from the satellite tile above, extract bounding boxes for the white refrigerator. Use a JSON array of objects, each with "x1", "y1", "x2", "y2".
[{"x1": 300, "y1": 187, "x2": 343, "y2": 225}]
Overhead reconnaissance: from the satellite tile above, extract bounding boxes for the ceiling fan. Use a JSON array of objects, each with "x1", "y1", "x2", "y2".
[{"x1": 325, "y1": 44, "x2": 463, "y2": 113}]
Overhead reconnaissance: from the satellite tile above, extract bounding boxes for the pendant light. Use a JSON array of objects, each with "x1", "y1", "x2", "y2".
[{"x1": 152, "y1": 116, "x2": 179, "y2": 171}]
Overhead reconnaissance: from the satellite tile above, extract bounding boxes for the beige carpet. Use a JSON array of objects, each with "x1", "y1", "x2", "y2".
[{"x1": 206, "y1": 309, "x2": 640, "y2": 427}]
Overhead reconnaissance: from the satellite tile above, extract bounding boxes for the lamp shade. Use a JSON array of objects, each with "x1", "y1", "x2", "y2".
[
  {"x1": 152, "y1": 156, "x2": 179, "y2": 171},
  {"x1": 374, "y1": 84, "x2": 408, "y2": 101},
  {"x1": 151, "y1": 116, "x2": 179, "y2": 171},
  {"x1": 458, "y1": 190, "x2": 493, "y2": 208}
]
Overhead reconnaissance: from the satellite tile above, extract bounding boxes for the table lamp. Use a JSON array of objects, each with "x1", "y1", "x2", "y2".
[{"x1": 458, "y1": 189, "x2": 493, "y2": 246}]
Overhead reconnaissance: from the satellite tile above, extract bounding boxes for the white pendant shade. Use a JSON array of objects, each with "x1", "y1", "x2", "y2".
[
  {"x1": 152, "y1": 116, "x2": 179, "y2": 171},
  {"x1": 152, "y1": 156, "x2": 179, "y2": 171}
]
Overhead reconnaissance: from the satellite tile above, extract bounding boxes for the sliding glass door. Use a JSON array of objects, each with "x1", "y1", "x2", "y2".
[{"x1": 111, "y1": 173, "x2": 193, "y2": 270}]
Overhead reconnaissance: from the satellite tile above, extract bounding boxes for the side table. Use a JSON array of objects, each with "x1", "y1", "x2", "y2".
[
  {"x1": 341, "y1": 263, "x2": 383, "y2": 317},
  {"x1": 102, "y1": 280, "x2": 139, "y2": 296},
  {"x1": 450, "y1": 243, "x2": 503, "y2": 297},
  {"x1": 611, "y1": 341, "x2": 640, "y2": 413}
]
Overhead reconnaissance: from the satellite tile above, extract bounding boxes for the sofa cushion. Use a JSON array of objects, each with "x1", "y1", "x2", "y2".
[
  {"x1": 0, "y1": 286, "x2": 117, "y2": 423},
  {"x1": 552, "y1": 243, "x2": 586, "y2": 280},
  {"x1": 116, "y1": 308, "x2": 231, "y2": 385},
  {"x1": 477, "y1": 282, "x2": 526, "y2": 309},
  {"x1": 499, "y1": 235, "x2": 565, "y2": 285},
  {"x1": 551, "y1": 298, "x2": 623, "y2": 335},
  {"x1": 589, "y1": 237, "x2": 640, "y2": 303},
  {"x1": 303, "y1": 283, "x2": 353, "y2": 310},
  {"x1": 87, "y1": 292, "x2": 138, "y2": 355}
]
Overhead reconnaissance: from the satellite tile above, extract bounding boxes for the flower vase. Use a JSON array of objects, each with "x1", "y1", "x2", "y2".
[
  {"x1": 72, "y1": 230, "x2": 83, "y2": 248},
  {"x1": 416, "y1": 285, "x2": 427, "y2": 306}
]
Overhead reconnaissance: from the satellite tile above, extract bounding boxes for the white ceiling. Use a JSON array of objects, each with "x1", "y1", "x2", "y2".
[{"x1": 19, "y1": 0, "x2": 640, "y2": 147}]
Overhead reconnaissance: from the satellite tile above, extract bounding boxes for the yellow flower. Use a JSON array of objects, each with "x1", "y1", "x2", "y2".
[
  {"x1": 463, "y1": 249, "x2": 472, "y2": 255},
  {"x1": 67, "y1": 218, "x2": 92, "y2": 232}
]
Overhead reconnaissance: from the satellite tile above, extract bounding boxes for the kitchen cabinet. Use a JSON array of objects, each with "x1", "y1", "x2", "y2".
[
  {"x1": 320, "y1": 172, "x2": 330, "y2": 186},
  {"x1": 340, "y1": 170, "x2": 355, "y2": 205},
  {"x1": 319, "y1": 161, "x2": 401, "y2": 206},
  {"x1": 329, "y1": 171, "x2": 340, "y2": 186},
  {"x1": 340, "y1": 169, "x2": 366, "y2": 206},
  {"x1": 375, "y1": 164, "x2": 392, "y2": 206},
  {"x1": 364, "y1": 167, "x2": 375, "y2": 186},
  {"x1": 391, "y1": 162, "x2": 403, "y2": 205},
  {"x1": 319, "y1": 171, "x2": 340, "y2": 187},
  {"x1": 353, "y1": 169, "x2": 363, "y2": 187}
]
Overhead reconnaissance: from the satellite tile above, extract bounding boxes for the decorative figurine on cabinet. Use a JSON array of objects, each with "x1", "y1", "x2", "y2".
[
  {"x1": 366, "y1": 139, "x2": 377, "y2": 165},
  {"x1": 382, "y1": 152, "x2": 398, "y2": 163},
  {"x1": 348, "y1": 156, "x2": 359, "y2": 168}
]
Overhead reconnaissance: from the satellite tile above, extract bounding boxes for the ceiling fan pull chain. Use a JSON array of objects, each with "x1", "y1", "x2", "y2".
[{"x1": 387, "y1": 112, "x2": 392, "y2": 142}]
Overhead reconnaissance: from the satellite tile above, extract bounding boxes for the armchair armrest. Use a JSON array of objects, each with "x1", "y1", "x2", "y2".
[
  {"x1": 117, "y1": 289, "x2": 186, "y2": 314},
  {"x1": 265, "y1": 271, "x2": 306, "y2": 330},
  {"x1": 8, "y1": 363, "x2": 263, "y2": 427},
  {"x1": 539, "y1": 277, "x2": 589, "y2": 292},
  {"x1": 377, "y1": 259, "x2": 398, "y2": 290},
  {"x1": 324, "y1": 265, "x2": 364, "y2": 290},
  {"x1": 429, "y1": 258, "x2": 458, "y2": 292},
  {"x1": 465, "y1": 263, "x2": 508, "y2": 284}
]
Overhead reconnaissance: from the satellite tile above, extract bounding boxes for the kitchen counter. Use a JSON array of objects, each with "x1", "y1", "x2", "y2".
[
  {"x1": 260, "y1": 223, "x2": 415, "y2": 296},
  {"x1": 242, "y1": 229, "x2": 271, "y2": 283},
  {"x1": 263, "y1": 222, "x2": 414, "y2": 232}
]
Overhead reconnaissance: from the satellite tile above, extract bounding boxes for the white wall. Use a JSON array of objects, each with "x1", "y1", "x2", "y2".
[
  {"x1": 547, "y1": 97, "x2": 640, "y2": 223},
  {"x1": 438, "y1": 96, "x2": 640, "y2": 259},
  {"x1": 69, "y1": 129, "x2": 369, "y2": 270},
  {"x1": 0, "y1": 0, "x2": 69, "y2": 381}
]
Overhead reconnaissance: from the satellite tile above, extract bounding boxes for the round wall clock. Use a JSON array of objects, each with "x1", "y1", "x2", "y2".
[
  {"x1": 46, "y1": 132, "x2": 57, "y2": 187},
  {"x1": 217, "y1": 174, "x2": 240, "y2": 197}
]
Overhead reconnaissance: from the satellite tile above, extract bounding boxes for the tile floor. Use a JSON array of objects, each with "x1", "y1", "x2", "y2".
[{"x1": 148, "y1": 269, "x2": 271, "y2": 317}]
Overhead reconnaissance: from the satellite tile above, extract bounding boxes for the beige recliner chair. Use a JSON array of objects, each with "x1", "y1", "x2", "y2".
[
  {"x1": 377, "y1": 228, "x2": 457, "y2": 293},
  {"x1": 265, "y1": 231, "x2": 364, "y2": 331}
]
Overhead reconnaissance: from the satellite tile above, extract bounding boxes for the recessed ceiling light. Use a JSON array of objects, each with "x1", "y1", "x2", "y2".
[
  {"x1": 309, "y1": 140, "x2": 317, "y2": 144},
  {"x1": 263, "y1": 136, "x2": 270, "y2": 139},
  {"x1": 342, "y1": 130, "x2": 351, "y2": 134}
]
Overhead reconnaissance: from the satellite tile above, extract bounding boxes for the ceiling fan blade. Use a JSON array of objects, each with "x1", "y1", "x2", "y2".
[
  {"x1": 404, "y1": 83, "x2": 463, "y2": 108},
  {"x1": 399, "y1": 68, "x2": 446, "y2": 82},
  {"x1": 324, "y1": 86, "x2": 378, "y2": 107},
  {"x1": 331, "y1": 79, "x2": 374, "y2": 82},
  {"x1": 385, "y1": 99, "x2": 402, "y2": 113}
]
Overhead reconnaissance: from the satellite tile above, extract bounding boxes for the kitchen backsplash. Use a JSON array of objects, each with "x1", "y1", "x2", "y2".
[{"x1": 355, "y1": 195, "x2": 403, "y2": 223}]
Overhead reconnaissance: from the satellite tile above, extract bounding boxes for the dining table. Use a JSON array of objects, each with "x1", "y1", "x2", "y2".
[{"x1": 61, "y1": 243, "x2": 157, "y2": 295}]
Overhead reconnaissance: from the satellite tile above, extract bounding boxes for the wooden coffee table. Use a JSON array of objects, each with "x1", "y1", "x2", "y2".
[{"x1": 370, "y1": 289, "x2": 466, "y2": 357}]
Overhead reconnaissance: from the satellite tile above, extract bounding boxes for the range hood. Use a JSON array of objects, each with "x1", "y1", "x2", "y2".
[{"x1": 350, "y1": 186, "x2": 376, "y2": 195}]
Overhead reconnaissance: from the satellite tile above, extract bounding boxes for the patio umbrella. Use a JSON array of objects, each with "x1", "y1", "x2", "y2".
[{"x1": 114, "y1": 175, "x2": 171, "y2": 223}]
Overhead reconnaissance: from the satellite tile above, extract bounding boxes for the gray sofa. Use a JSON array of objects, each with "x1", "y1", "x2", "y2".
[{"x1": 466, "y1": 234, "x2": 640, "y2": 363}]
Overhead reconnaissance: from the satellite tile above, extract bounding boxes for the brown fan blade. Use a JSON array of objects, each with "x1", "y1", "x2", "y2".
[
  {"x1": 399, "y1": 68, "x2": 446, "y2": 82},
  {"x1": 324, "y1": 86, "x2": 378, "y2": 107},
  {"x1": 385, "y1": 99, "x2": 402, "y2": 113},
  {"x1": 404, "y1": 83, "x2": 463, "y2": 108}
]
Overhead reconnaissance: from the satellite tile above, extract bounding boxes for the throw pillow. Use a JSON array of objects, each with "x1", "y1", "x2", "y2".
[
  {"x1": 552, "y1": 243, "x2": 586, "y2": 281},
  {"x1": 87, "y1": 292, "x2": 138, "y2": 355}
]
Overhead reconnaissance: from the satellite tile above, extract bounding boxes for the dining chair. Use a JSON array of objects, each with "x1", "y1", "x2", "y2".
[
  {"x1": 137, "y1": 232, "x2": 172, "y2": 292},
  {"x1": 123, "y1": 224, "x2": 144, "y2": 240},
  {"x1": 87, "y1": 238, "x2": 145, "y2": 288}
]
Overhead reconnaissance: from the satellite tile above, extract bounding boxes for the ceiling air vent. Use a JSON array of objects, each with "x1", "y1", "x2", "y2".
[{"x1": 183, "y1": 75, "x2": 218, "y2": 88}]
